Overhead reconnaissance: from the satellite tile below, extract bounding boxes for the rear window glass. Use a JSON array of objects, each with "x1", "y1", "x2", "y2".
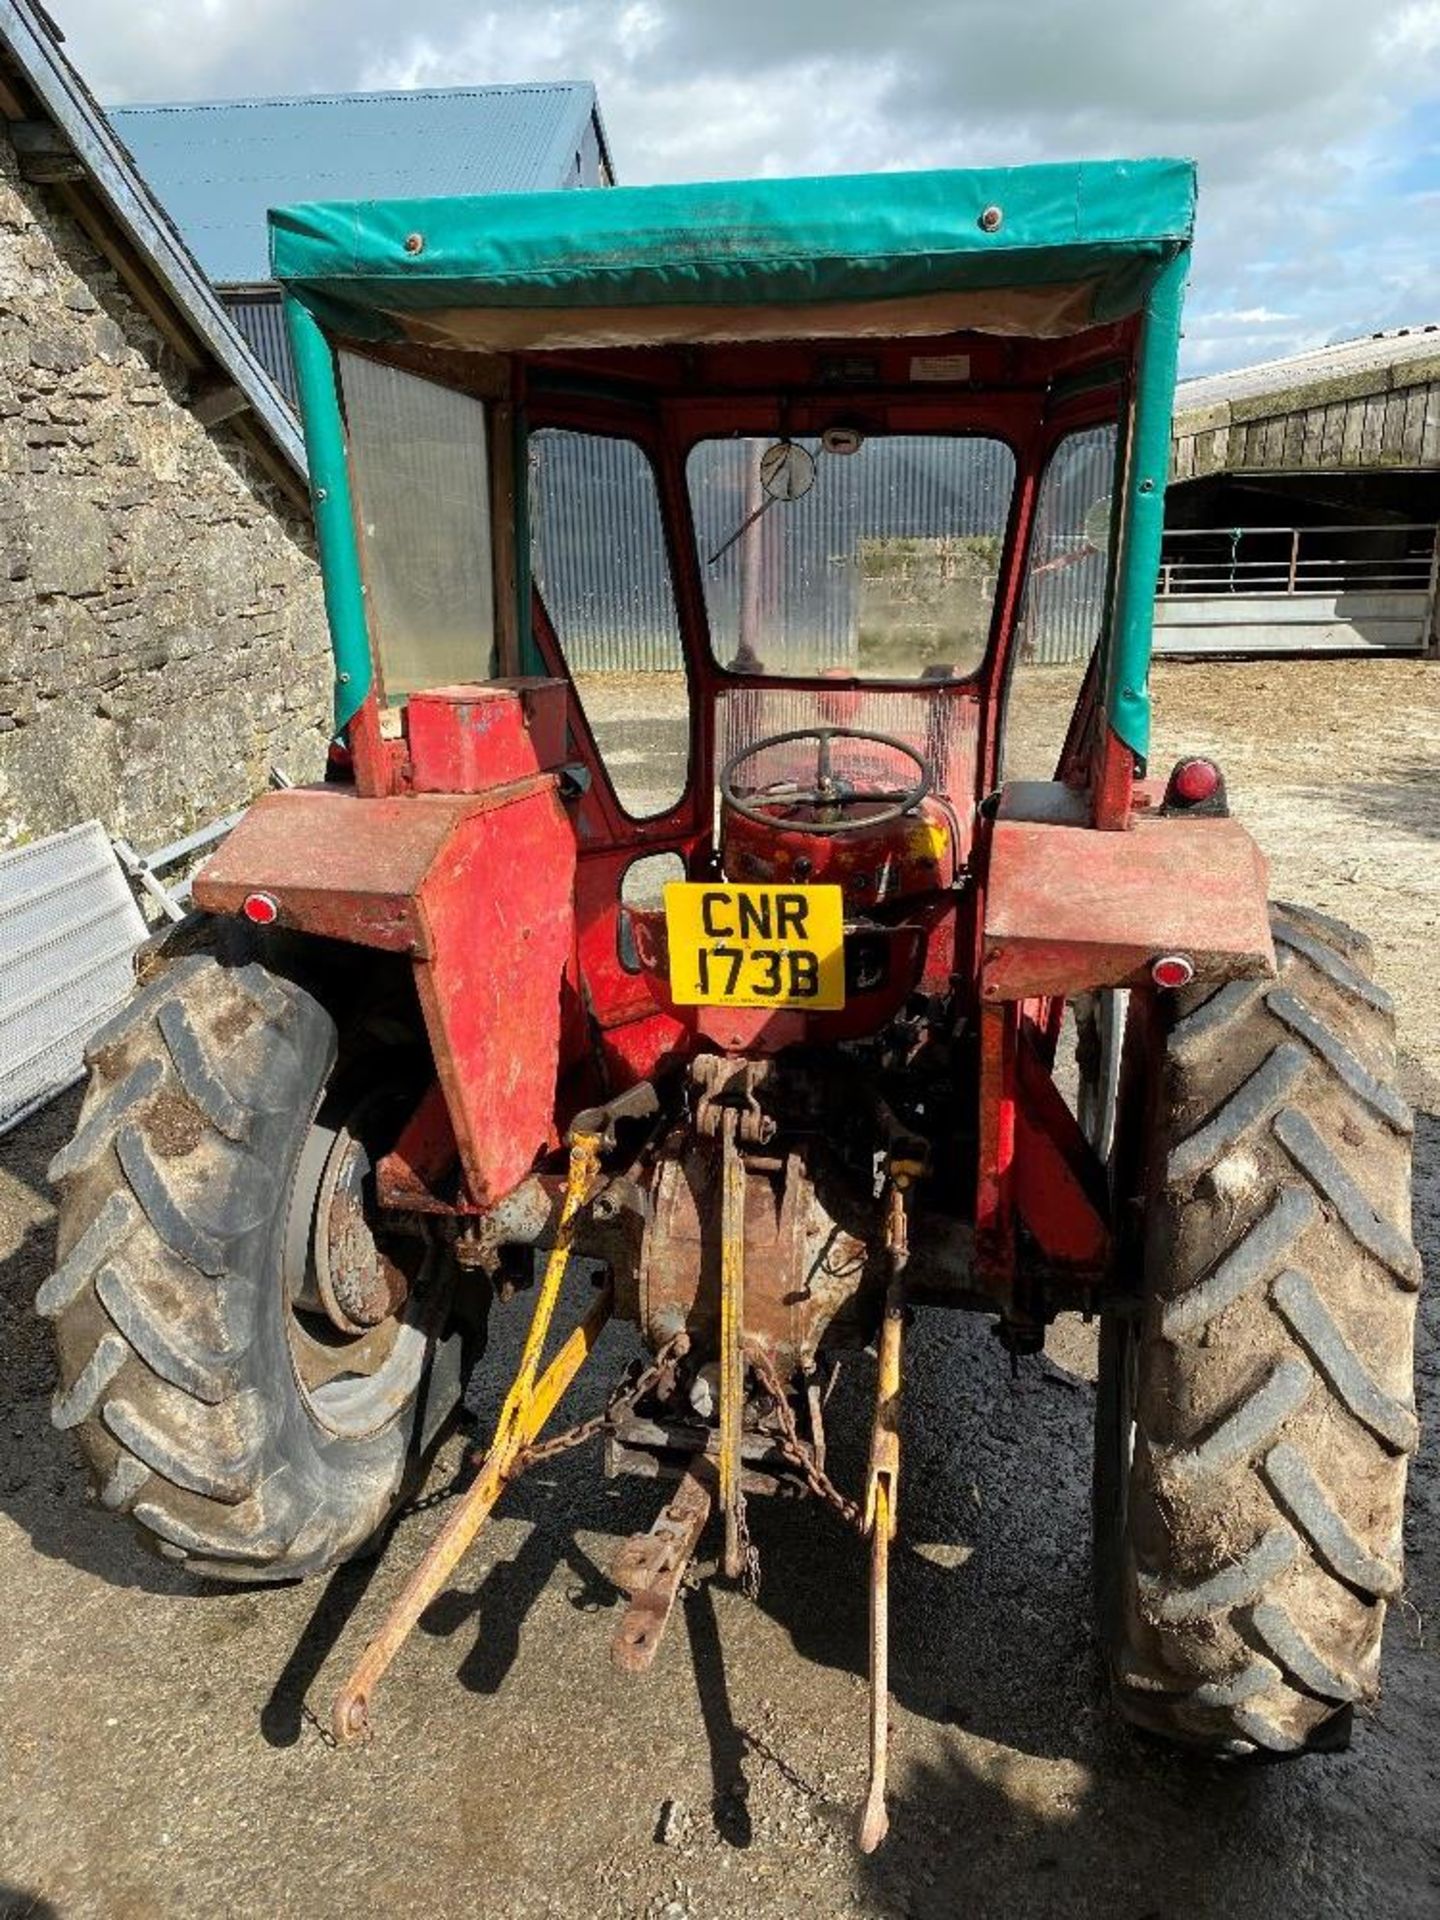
[
  {"x1": 339, "y1": 353, "x2": 495, "y2": 704},
  {"x1": 687, "y1": 434, "x2": 1015, "y2": 680}
]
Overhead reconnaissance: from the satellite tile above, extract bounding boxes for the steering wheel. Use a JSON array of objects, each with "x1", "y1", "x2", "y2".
[{"x1": 720, "y1": 726, "x2": 934, "y2": 838}]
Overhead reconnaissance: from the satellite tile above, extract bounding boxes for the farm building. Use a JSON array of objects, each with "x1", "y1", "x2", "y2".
[
  {"x1": 1161, "y1": 328, "x2": 1440, "y2": 654},
  {"x1": 109, "y1": 83, "x2": 615, "y2": 402},
  {"x1": 0, "y1": 0, "x2": 329, "y2": 852}
]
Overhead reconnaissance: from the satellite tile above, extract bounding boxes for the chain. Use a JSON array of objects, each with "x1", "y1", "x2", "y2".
[
  {"x1": 399, "y1": 1335, "x2": 685, "y2": 1521},
  {"x1": 443, "y1": 1326, "x2": 857, "y2": 1550},
  {"x1": 748, "y1": 1346, "x2": 864, "y2": 1533},
  {"x1": 509, "y1": 1407, "x2": 612, "y2": 1470},
  {"x1": 732, "y1": 1487, "x2": 762, "y2": 1598},
  {"x1": 511, "y1": 1332, "x2": 688, "y2": 1471}
]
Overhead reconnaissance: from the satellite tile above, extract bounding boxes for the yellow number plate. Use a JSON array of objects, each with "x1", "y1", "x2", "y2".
[{"x1": 663, "y1": 883, "x2": 845, "y2": 1010}]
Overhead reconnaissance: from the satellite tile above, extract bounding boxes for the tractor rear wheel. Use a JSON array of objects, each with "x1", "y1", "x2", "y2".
[
  {"x1": 40, "y1": 936, "x2": 464, "y2": 1582},
  {"x1": 1095, "y1": 902, "x2": 1419, "y2": 1753}
]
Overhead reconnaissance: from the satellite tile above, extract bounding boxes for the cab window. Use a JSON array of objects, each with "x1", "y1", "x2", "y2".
[
  {"x1": 339, "y1": 353, "x2": 495, "y2": 704},
  {"x1": 1003, "y1": 423, "x2": 1119, "y2": 779},
  {"x1": 529, "y1": 428, "x2": 690, "y2": 819},
  {"x1": 687, "y1": 434, "x2": 1016, "y2": 680}
]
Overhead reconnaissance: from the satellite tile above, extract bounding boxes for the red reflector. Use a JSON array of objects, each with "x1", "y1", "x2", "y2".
[
  {"x1": 1151, "y1": 953, "x2": 1195, "y2": 989},
  {"x1": 1172, "y1": 757, "x2": 1220, "y2": 804},
  {"x1": 242, "y1": 892, "x2": 279, "y2": 926}
]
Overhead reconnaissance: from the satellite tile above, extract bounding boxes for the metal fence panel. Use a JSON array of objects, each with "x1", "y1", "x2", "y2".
[{"x1": 0, "y1": 822, "x2": 146, "y2": 1136}]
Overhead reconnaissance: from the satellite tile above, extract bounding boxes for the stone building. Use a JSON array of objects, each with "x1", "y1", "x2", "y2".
[{"x1": 0, "y1": 1, "x2": 328, "y2": 852}]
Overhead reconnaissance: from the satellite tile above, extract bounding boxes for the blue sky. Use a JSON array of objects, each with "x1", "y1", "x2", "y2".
[{"x1": 51, "y1": 0, "x2": 1440, "y2": 377}]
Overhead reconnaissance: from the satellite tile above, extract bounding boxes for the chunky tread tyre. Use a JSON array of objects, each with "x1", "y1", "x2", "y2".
[
  {"x1": 1097, "y1": 902, "x2": 1419, "y2": 1754},
  {"x1": 42, "y1": 941, "x2": 456, "y2": 1582}
]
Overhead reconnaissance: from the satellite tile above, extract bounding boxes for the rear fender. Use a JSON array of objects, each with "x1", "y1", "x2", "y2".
[
  {"x1": 194, "y1": 781, "x2": 575, "y2": 1206},
  {"x1": 974, "y1": 778, "x2": 1274, "y2": 1309},
  {"x1": 981, "y1": 780, "x2": 1274, "y2": 1000}
]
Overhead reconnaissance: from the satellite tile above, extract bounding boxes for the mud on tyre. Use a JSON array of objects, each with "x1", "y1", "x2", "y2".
[
  {"x1": 1096, "y1": 902, "x2": 1420, "y2": 1753},
  {"x1": 40, "y1": 933, "x2": 464, "y2": 1582}
]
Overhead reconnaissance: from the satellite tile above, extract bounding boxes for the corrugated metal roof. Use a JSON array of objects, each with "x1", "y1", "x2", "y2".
[
  {"x1": 1177, "y1": 323, "x2": 1440, "y2": 416},
  {"x1": 109, "y1": 83, "x2": 607, "y2": 285}
]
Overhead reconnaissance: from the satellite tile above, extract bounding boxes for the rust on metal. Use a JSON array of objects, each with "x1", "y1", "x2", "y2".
[
  {"x1": 637, "y1": 1055, "x2": 879, "y2": 1373},
  {"x1": 982, "y1": 783, "x2": 1274, "y2": 1001},
  {"x1": 1012, "y1": 1022, "x2": 1110, "y2": 1275},
  {"x1": 610, "y1": 1458, "x2": 714, "y2": 1673},
  {"x1": 718, "y1": 1107, "x2": 748, "y2": 1581},
  {"x1": 315, "y1": 1131, "x2": 411, "y2": 1331},
  {"x1": 638, "y1": 1133, "x2": 874, "y2": 1373},
  {"x1": 747, "y1": 1346, "x2": 863, "y2": 1531},
  {"x1": 859, "y1": 1170, "x2": 910, "y2": 1854},
  {"x1": 857, "y1": 1475, "x2": 894, "y2": 1855},
  {"x1": 1090, "y1": 721, "x2": 1136, "y2": 831},
  {"x1": 376, "y1": 1080, "x2": 459, "y2": 1213},
  {"x1": 974, "y1": 999, "x2": 1017, "y2": 1288}
]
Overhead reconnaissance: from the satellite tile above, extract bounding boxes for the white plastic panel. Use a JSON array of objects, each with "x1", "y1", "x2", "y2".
[{"x1": 0, "y1": 822, "x2": 146, "y2": 1136}]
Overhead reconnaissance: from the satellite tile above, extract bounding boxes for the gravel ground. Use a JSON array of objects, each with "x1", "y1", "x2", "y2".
[{"x1": 2, "y1": 657, "x2": 1438, "y2": 1919}]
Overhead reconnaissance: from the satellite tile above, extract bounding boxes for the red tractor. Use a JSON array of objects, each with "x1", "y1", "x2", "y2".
[{"x1": 41, "y1": 160, "x2": 1418, "y2": 1846}]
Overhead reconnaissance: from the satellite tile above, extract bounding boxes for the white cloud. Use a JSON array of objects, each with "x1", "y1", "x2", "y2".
[
  {"x1": 44, "y1": 0, "x2": 1440, "y2": 371},
  {"x1": 1197, "y1": 309, "x2": 1302, "y2": 327}
]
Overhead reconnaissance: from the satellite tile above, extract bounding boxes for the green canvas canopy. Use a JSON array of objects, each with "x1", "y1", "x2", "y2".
[
  {"x1": 270, "y1": 159, "x2": 1195, "y2": 352},
  {"x1": 275, "y1": 159, "x2": 1195, "y2": 753}
]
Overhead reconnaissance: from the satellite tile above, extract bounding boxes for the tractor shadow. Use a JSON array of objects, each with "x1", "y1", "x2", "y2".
[
  {"x1": 848, "y1": 1099, "x2": 1440, "y2": 1919},
  {"x1": 741, "y1": 1314, "x2": 1100, "y2": 1757},
  {"x1": 0, "y1": 1888, "x2": 60, "y2": 1919},
  {"x1": 389, "y1": 1286, "x2": 788, "y2": 1847},
  {"x1": 260, "y1": 1550, "x2": 383, "y2": 1748},
  {"x1": 0, "y1": 1088, "x2": 197, "y2": 1597},
  {"x1": 420, "y1": 1519, "x2": 618, "y2": 1698},
  {"x1": 259, "y1": 1082, "x2": 1439, "y2": 1891},
  {"x1": 396, "y1": 1094, "x2": 1440, "y2": 1897}
]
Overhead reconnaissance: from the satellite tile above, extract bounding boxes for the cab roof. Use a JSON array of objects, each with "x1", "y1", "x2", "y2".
[{"x1": 270, "y1": 158, "x2": 1196, "y2": 354}]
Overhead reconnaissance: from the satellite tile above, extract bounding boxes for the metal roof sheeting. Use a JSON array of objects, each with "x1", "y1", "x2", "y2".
[
  {"x1": 1172, "y1": 323, "x2": 1440, "y2": 479},
  {"x1": 1176, "y1": 324, "x2": 1440, "y2": 418},
  {"x1": 110, "y1": 83, "x2": 608, "y2": 285}
]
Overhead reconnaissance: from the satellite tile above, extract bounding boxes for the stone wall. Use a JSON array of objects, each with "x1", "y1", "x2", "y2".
[{"x1": 0, "y1": 125, "x2": 330, "y2": 852}]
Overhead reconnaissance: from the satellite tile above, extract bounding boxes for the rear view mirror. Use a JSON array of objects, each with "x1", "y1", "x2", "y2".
[{"x1": 759, "y1": 439, "x2": 816, "y2": 502}]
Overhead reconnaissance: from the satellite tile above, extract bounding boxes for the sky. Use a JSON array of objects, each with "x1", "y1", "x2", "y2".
[{"x1": 48, "y1": 0, "x2": 1440, "y2": 377}]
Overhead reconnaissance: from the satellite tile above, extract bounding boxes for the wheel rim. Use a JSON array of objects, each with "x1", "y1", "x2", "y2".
[{"x1": 282, "y1": 1086, "x2": 437, "y2": 1440}]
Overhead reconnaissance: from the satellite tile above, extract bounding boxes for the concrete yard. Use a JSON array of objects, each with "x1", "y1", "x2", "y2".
[{"x1": 1, "y1": 656, "x2": 1437, "y2": 1919}]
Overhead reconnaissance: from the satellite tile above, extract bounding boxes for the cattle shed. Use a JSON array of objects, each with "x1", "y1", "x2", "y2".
[
  {"x1": 108, "y1": 83, "x2": 615, "y2": 402},
  {"x1": 1161, "y1": 327, "x2": 1440, "y2": 655}
]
